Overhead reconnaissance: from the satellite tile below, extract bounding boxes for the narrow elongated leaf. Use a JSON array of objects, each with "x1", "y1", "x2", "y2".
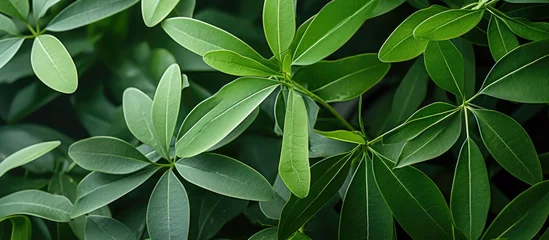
[
  {"x1": 176, "y1": 153, "x2": 274, "y2": 201},
  {"x1": 71, "y1": 167, "x2": 159, "y2": 218},
  {"x1": 46, "y1": 0, "x2": 139, "y2": 32},
  {"x1": 279, "y1": 89, "x2": 310, "y2": 198},
  {"x1": 0, "y1": 190, "x2": 72, "y2": 222},
  {"x1": 413, "y1": 9, "x2": 484, "y2": 40},
  {"x1": 482, "y1": 181, "x2": 549, "y2": 240},
  {"x1": 384, "y1": 102, "x2": 458, "y2": 144},
  {"x1": 397, "y1": 112, "x2": 461, "y2": 167},
  {"x1": 424, "y1": 40, "x2": 464, "y2": 97},
  {"x1": 203, "y1": 50, "x2": 282, "y2": 77},
  {"x1": 86, "y1": 216, "x2": 137, "y2": 240},
  {"x1": 371, "y1": 0, "x2": 406, "y2": 18},
  {"x1": 450, "y1": 138, "x2": 490, "y2": 240},
  {"x1": 0, "y1": 141, "x2": 59, "y2": 178},
  {"x1": 176, "y1": 77, "x2": 278, "y2": 158},
  {"x1": 0, "y1": 38, "x2": 24, "y2": 70},
  {"x1": 278, "y1": 151, "x2": 357, "y2": 239},
  {"x1": 488, "y1": 16, "x2": 519, "y2": 61},
  {"x1": 0, "y1": 0, "x2": 28, "y2": 20},
  {"x1": 2, "y1": 216, "x2": 31, "y2": 240},
  {"x1": 292, "y1": 0, "x2": 379, "y2": 65},
  {"x1": 495, "y1": 13, "x2": 549, "y2": 41},
  {"x1": 162, "y1": 17, "x2": 270, "y2": 65},
  {"x1": 33, "y1": 0, "x2": 60, "y2": 21},
  {"x1": 69, "y1": 137, "x2": 151, "y2": 174},
  {"x1": 31, "y1": 35, "x2": 77, "y2": 94},
  {"x1": 263, "y1": 0, "x2": 295, "y2": 59},
  {"x1": 314, "y1": 130, "x2": 365, "y2": 145},
  {"x1": 122, "y1": 88, "x2": 168, "y2": 158},
  {"x1": 339, "y1": 156, "x2": 393, "y2": 240},
  {"x1": 378, "y1": 5, "x2": 446, "y2": 62},
  {"x1": 142, "y1": 0, "x2": 180, "y2": 27},
  {"x1": 479, "y1": 39, "x2": 549, "y2": 103},
  {"x1": 372, "y1": 155, "x2": 453, "y2": 239},
  {"x1": 0, "y1": 14, "x2": 18, "y2": 35},
  {"x1": 208, "y1": 107, "x2": 259, "y2": 151},
  {"x1": 152, "y1": 64, "x2": 181, "y2": 154},
  {"x1": 249, "y1": 227, "x2": 278, "y2": 239},
  {"x1": 293, "y1": 53, "x2": 390, "y2": 102},
  {"x1": 473, "y1": 109, "x2": 542, "y2": 185},
  {"x1": 147, "y1": 170, "x2": 190, "y2": 240}
]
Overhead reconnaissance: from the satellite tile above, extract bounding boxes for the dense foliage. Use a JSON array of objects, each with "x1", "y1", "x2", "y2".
[{"x1": 1, "y1": 0, "x2": 549, "y2": 239}]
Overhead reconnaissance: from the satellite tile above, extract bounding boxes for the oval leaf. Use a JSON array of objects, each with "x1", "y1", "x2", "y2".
[
  {"x1": 142, "y1": 0, "x2": 179, "y2": 27},
  {"x1": 424, "y1": 40, "x2": 465, "y2": 97},
  {"x1": 494, "y1": 12, "x2": 549, "y2": 41},
  {"x1": 176, "y1": 77, "x2": 278, "y2": 158},
  {"x1": 176, "y1": 153, "x2": 274, "y2": 201},
  {"x1": 0, "y1": 190, "x2": 72, "y2": 222},
  {"x1": 292, "y1": 0, "x2": 379, "y2": 65},
  {"x1": 33, "y1": 0, "x2": 60, "y2": 21},
  {"x1": 46, "y1": 0, "x2": 139, "y2": 32},
  {"x1": 152, "y1": 64, "x2": 181, "y2": 154},
  {"x1": 293, "y1": 53, "x2": 390, "y2": 102},
  {"x1": 0, "y1": 37, "x2": 24, "y2": 69},
  {"x1": 203, "y1": 50, "x2": 282, "y2": 77},
  {"x1": 0, "y1": 141, "x2": 60, "y2": 178},
  {"x1": 472, "y1": 109, "x2": 543, "y2": 185},
  {"x1": 0, "y1": 0, "x2": 28, "y2": 20},
  {"x1": 413, "y1": 9, "x2": 484, "y2": 40},
  {"x1": 147, "y1": 170, "x2": 190, "y2": 240},
  {"x1": 31, "y1": 35, "x2": 78, "y2": 94},
  {"x1": 0, "y1": 14, "x2": 19, "y2": 35},
  {"x1": 86, "y1": 216, "x2": 137, "y2": 240},
  {"x1": 479, "y1": 39, "x2": 549, "y2": 103},
  {"x1": 487, "y1": 15, "x2": 519, "y2": 61},
  {"x1": 263, "y1": 0, "x2": 296, "y2": 59}
]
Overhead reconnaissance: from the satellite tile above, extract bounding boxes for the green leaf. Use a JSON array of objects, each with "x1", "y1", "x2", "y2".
[
  {"x1": 191, "y1": 192, "x2": 247, "y2": 240},
  {"x1": 0, "y1": 0, "x2": 28, "y2": 20},
  {"x1": 450, "y1": 138, "x2": 490, "y2": 240},
  {"x1": 293, "y1": 53, "x2": 390, "y2": 102},
  {"x1": 424, "y1": 40, "x2": 465, "y2": 97},
  {"x1": 176, "y1": 77, "x2": 278, "y2": 158},
  {"x1": 147, "y1": 169, "x2": 190, "y2": 240},
  {"x1": 152, "y1": 64, "x2": 181, "y2": 154},
  {"x1": 86, "y1": 216, "x2": 137, "y2": 240},
  {"x1": 397, "y1": 112, "x2": 461, "y2": 167},
  {"x1": 0, "y1": 38, "x2": 24, "y2": 70},
  {"x1": 479, "y1": 39, "x2": 549, "y2": 103},
  {"x1": 372, "y1": 154, "x2": 453, "y2": 239},
  {"x1": 1, "y1": 216, "x2": 31, "y2": 240},
  {"x1": 32, "y1": 0, "x2": 60, "y2": 21},
  {"x1": 0, "y1": 190, "x2": 73, "y2": 222},
  {"x1": 0, "y1": 14, "x2": 18, "y2": 35},
  {"x1": 384, "y1": 102, "x2": 458, "y2": 144},
  {"x1": 339, "y1": 156, "x2": 393, "y2": 240},
  {"x1": 46, "y1": 0, "x2": 139, "y2": 32},
  {"x1": 371, "y1": 0, "x2": 406, "y2": 18},
  {"x1": 208, "y1": 107, "x2": 259, "y2": 151},
  {"x1": 413, "y1": 9, "x2": 484, "y2": 40},
  {"x1": 142, "y1": 0, "x2": 179, "y2": 27},
  {"x1": 314, "y1": 130, "x2": 365, "y2": 145},
  {"x1": 263, "y1": 0, "x2": 295, "y2": 60},
  {"x1": 487, "y1": 15, "x2": 519, "y2": 61},
  {"x1": 0, "y1": 141, "x2": 59, "y2": 178},
  {"x1": 249, "y1": 227, "x2": 277, "y2": 239},
  {"x1": 482, "y1": 181, "x2": 549, "y2": 240},
  {"x1": 494, "y1": 12, "x2": 549, "y2": 41},
  {"x1": 279, "y1": 89, "x2": 310, "y2": 198},
  {"x1": 292, "y1": 0, "x2": 379, "y2": 65},
  {"x1": 472, "y1": 109, "x2": 543, "y2": 185},
  {"x1": 203, "y1": 50, "x2": 282, "y2": 77},
  {"x1": 452, "y1": 38, "x2": 476, "y2": 98},
  {"x1": 48, "y1": 173, "x2": 78, "y2": 202},
  {"x1": 162, "y1": 17, "x2": 270, "y2": 65},
  {"x1": 176, "y1": 153, "x2": 274, "y2": 201},
  {"x1": 122, "y1": 88, "x2": 168, "y2": 158},
  {"x1": 31, "y1": 35, "x2": 78, "y2": 94},
  {"x1": 278, "y1": 151, "x2": 358, "y2": 239},
  {"x1": 378, "y1": 5, "x2": 446, "y2": 62},
  {"x1": 71, "y1": 167, "x2": 160, "y2": 218},
  {"x1": 69, "y1": 136, "x2": 151, "y2": 174}
]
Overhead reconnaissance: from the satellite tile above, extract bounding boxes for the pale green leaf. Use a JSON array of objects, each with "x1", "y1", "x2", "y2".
[
  {"x1": 0, "y1": 190, "x2": 73, "y2": 222},
  {"x1": 263, "y1": 0, "x2": 295, "y2": 60},
  {"x1": 279, "y1": 89, "x2": 310, "y2": 198},
  {"x1": 46, "y1": 0, "x2": 139, "y2": 32},
  {"x1": 487, "y1": 15, "x2": 519, "y2": 61},
  {"x1": 176, "y1": 153, "x2": 274, "y2": 201},
  {"x1": 203, "y1": 50, "x2": 282, "y2": 77},
  {"x1": 0, "y1": 14, "x2": 18, "y2": 35},
  {"x1": 152, "y1": 64, "x2": 181, "y2": 154},
  {"x1": 142, "y1": 0, "x2": 180, "y2": 27},
  {"x1": 146, "y1": 170, "x2": 190, "y2": 240},
  {"x1": 472, "y1": 109, "x2": 543, "y2": 185},
  {"x1": 176, "y1": 77, "x2": 278, "y2": 158},
  {"x1": 0, "y1": 141, "x2": 59, "y2": 178},
  {"x1": 314, "y1": 130, "x2": 365, "y2": 145},
  {"x1": 31, "y1": 35, "x2": 78, "y2": 94},
  {"x1": 86, "y1": 216, "x2": 137, "y2": 240},
  {"x1": 33, "y1": 0, "x2": 60, "y2": 21},
  {"x1": 424, "y1": 40, "x2": 465, "y2": 97},
  {"x1": 413, "y1": 9, "x2": 484, "y2": 40},
  {"x1": 68, "y1": 136, "x2": 151, "y2": 174},
  {"x1": 0, "y1": 38, "x2": 24, "y2": 70},
  {"x1": 0, "y1": 0, "x2": 28, "y2": 21}
]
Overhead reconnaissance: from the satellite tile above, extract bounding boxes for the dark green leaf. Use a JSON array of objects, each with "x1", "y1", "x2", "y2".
[
  {"x1": 0, "y1": 190, "x2": 73, "y2": 222},
  {"x1": 488, "y1": 15, "x2": 519, "y2": 61},
  {"x1": 314, "y1": 130, "x2": 365, "y2": 145},
  {"x1": 413, "y1": 9, "x2": 484, "y2": 40},
  {"x1": 85, "y1": 216, "x2": 137, "y2": 240},
  {"x1": 0, "y1": 0, "x2": 28, "y2": 20},
  {"x1": 424, "y1": 40, "x2": 465, "y2": 97}
]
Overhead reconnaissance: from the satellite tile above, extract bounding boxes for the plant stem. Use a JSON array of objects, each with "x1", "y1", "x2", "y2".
[
  {"x1": 291, "y1": 82, "x2": 356, "y2": 131},
  {"x1": 358, "y1": 95, "x2": 366, "y2": 136},
  {"x1": 26, "y1": 24, "x2": 37, "y2": 36}
]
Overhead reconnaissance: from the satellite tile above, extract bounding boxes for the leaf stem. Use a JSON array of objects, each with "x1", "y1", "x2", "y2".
[
  {"x1": 26, "y1": 24, "x2": 37, "y2": 36},
  {"x1": 290, "y1": 81, "x2": 356, "y2": 131},
  {"x1": 358, "y1": 95, "x2": 366, "y2": 136}
]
